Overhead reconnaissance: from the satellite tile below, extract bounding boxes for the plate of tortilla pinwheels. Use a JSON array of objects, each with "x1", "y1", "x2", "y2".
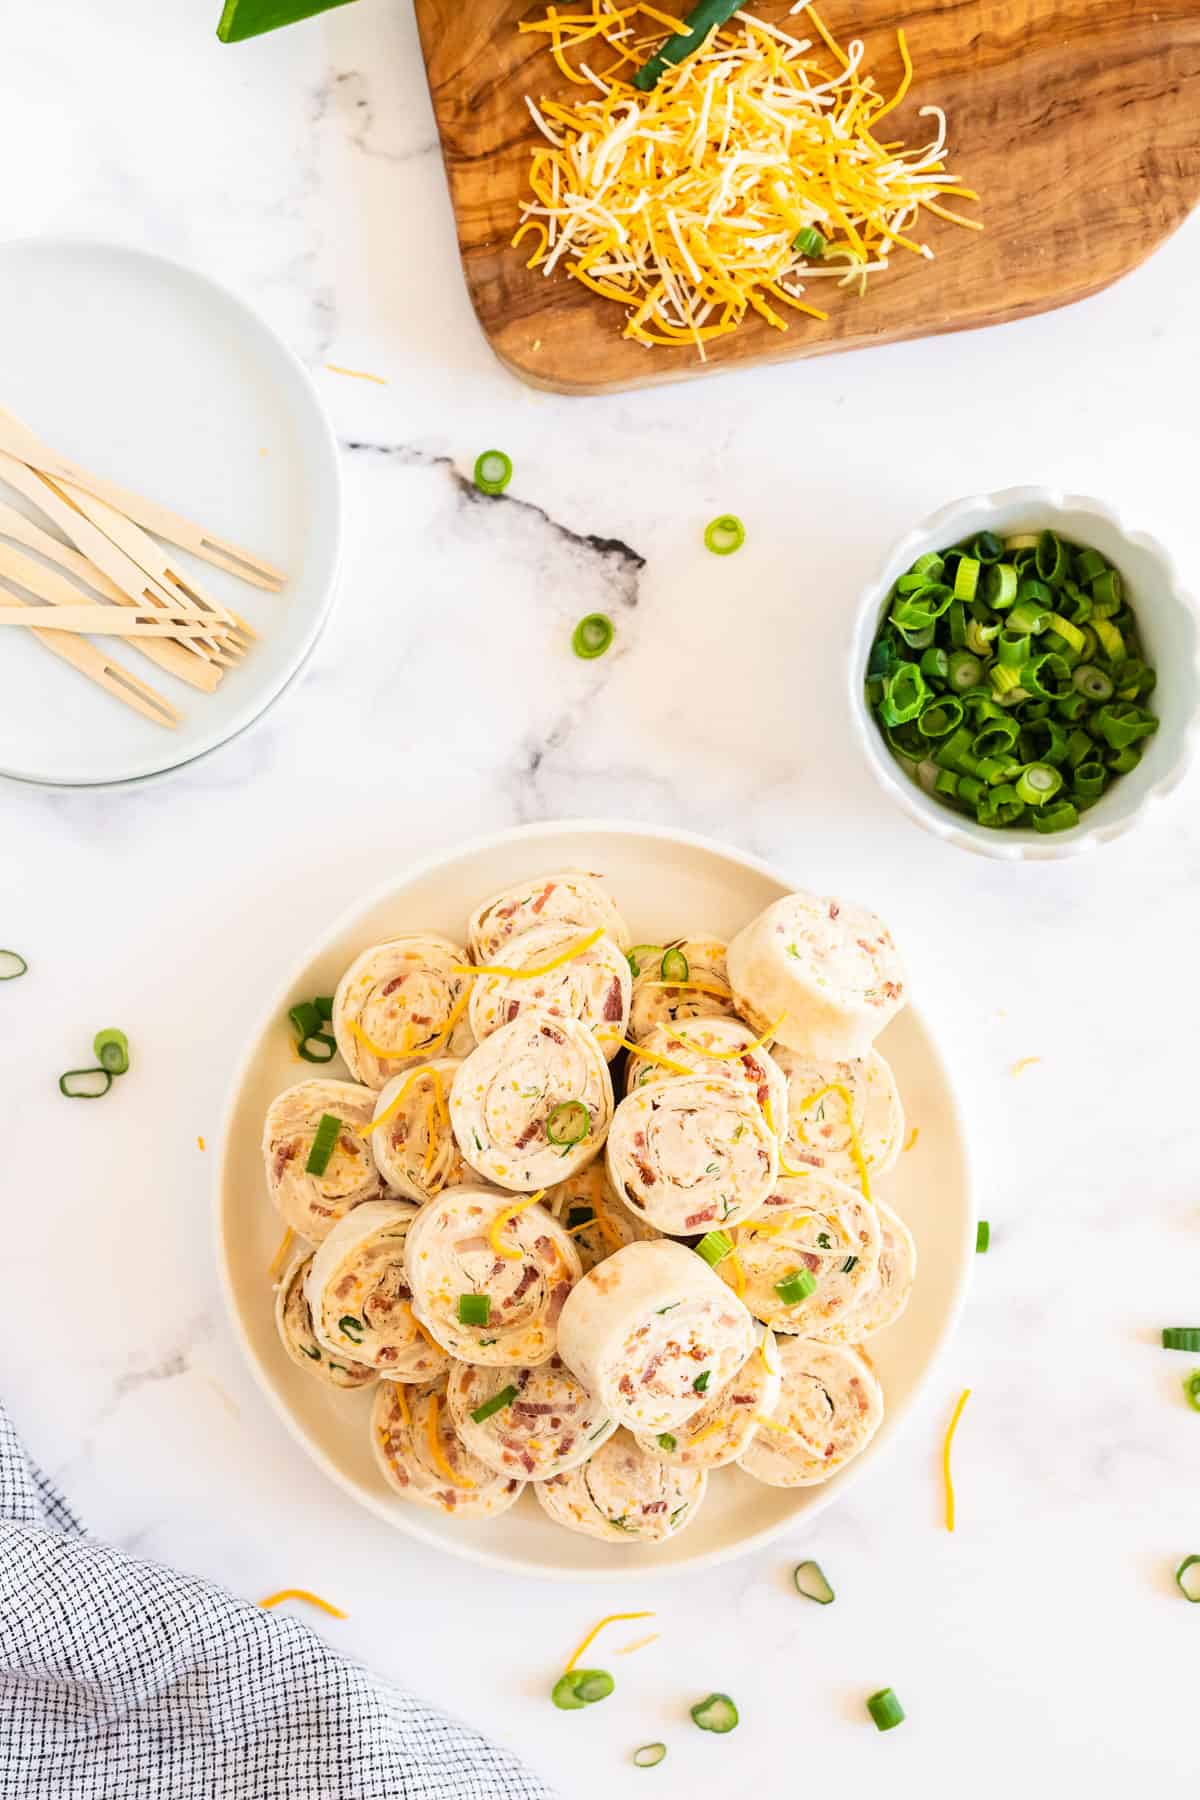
[{"x1": 217, "y1": 821, "x2": 973, "y2": 1578}]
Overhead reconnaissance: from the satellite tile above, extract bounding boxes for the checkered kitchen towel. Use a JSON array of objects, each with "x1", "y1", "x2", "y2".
[{"x1": 0, "y1": 1402, "x2": 554, "y2": 1800}]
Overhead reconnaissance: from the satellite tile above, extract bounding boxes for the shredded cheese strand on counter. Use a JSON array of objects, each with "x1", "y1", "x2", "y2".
[
  {"x1": 943, "y1": 1386, "x2": 971, "y2": 1531},
  {"x1": 258, "y1": 1589, "x2": 347, "y2": 1619},
  {"x1": 563, "y1": 1609, "x2": 656, "y2": 1673},
  {"x1": 515, "y1": 0, "x2": 980, "y2": 356}
]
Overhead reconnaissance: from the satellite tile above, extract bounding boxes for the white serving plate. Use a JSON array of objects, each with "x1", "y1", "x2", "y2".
[
  {"x1": 0, "y1": 236, "x2": 341, "y2": 787},
  {"x1": 216, "y1": 821, "x2": 974, "y2": 1579}
]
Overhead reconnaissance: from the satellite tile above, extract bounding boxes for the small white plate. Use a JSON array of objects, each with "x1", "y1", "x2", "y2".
[
  {"x1": 0, "y1": 237, "x2": 341, "y2": 787},
  {"x1": 216, "y1": 821, "x2": 975, "y2": 1581}
]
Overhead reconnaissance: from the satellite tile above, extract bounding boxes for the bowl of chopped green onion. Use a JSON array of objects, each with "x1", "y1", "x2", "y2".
[{"x1": 850, "y1": 488, "x2": 1200, "y2": 858}]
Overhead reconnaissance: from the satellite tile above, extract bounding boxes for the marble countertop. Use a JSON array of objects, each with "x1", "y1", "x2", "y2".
[{"x1": 4, "y1": 1, "x2": 1200, "y2": 1793}]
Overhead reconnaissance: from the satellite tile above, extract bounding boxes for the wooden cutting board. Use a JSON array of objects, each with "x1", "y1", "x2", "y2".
[{"x1": 412, "y1": 0, "x2": 1200, "y2": 394}]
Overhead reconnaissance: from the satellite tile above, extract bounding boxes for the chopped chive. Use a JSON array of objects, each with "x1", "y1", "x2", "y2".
[
  {"x1": 690, "y1": 1692, "x2": 738, "y2": 1733},
  {"x1": 572, "y1": 612, "x2": 614, "y2": 659},
  {"x1": 314, "y1": 994, "x2": 334, "y2": 1020},
  {"x1": 632, "y1": 1743, "x2": 667, "y2": 1768},
  {"x1": 546, "y1": 1099, "x2": 591, "y2": 1146},
  {"x1": 471, "y1": 1382, "x2": 517, "y2": 1424},
  {"x1": 660, "y1": 947, "x2": 689, "y2": 983},
  {"x1": 0, "y1": 949, "x2": 28, "y2": 980},
  {"x1": 305, "y1": 1112, "x2": 341, "y2": 1176},
  {"x1": 1175, "y1": 1556, "x2": 1200, "y2": 1602},
  {"x1": 1162, "y1": 1329, "x2": 1200, "y2": 1352},
  {"x1": 58, "y1": 1067, "x2": 112, "y2": 1099},
  {"x1": 473, "y1": 449, "x2": 512, "y2": 495},
  {"x1": 704, "y1": 514, "x2": 745, "y2": 556},
  {"x1": 552, "y1": 1668, "x2": 614, "y2": 1708},
  {"x1": 93, "y1": 1028, "x2": 130, "y2": 1075},
  {"x1": 1183, "y1": 1371, "x2": 1200, "y2": 1413},
  {"x1": 840, "y1": 1255, "x2": 858, "y2": 1274},
  {"x1": 656, "y1": 1432, "x2": 678, "y2": 1453},
  {"x1": 793, "y1": 1560, "x2": 835, "y2": 1604},
  {"x1": 775, "y1": 1269, "x2": 817, "y2": 1306},
  {"x1": 338, "y1": 1314, "x2": 364, "y2": 1343},
  {"x1": 793, "y1": 226, "x2": 826, "y2": 258},
  {"x1": 289, "y1": 1000, "x2": 322, "y2": 1039},
  {"x1": 866, "y1": 1687, "x2": 905, "y2": 1731},
  {"x1": 976, "y1": 1221, "x2": 990, "y2": 1253},
  {"x1": 458, "y1": 1293, "x2": 491, "y2": 1327},
  {"x1": 693, "y1": 1370, "x2": 711, "y2": 1394},
  {"x1": 695, "y1": 1230, "x2": 733, "y2": 1267},
  {"x1": 298, "y1": 1032, "x2": 337, "y2": 1063}
]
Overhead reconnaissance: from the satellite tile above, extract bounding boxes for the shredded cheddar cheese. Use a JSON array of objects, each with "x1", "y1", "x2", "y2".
[
  {"x1": 196, "y1": 1134, "x2": 206, "y2": 1152},
  {"x1": 325, "y1": 363, "x2": 388, "y2": 384},
  {"x1": 563, "y1": 1610, "x2": 656, "y2": 1673},
  {"x1": 616, "y1": 1631, "x2": 661, "y2": 1654},
  {"x1": 792, "y1": 1082, "x2": 872, "y2": 1200},
  {"x1": 904, "y1": 1125, "x2": 920, "y2": 1152},
  {"x1": 639, "y1": 979, "x2": 734, "y2": 999},
  {"x1": 616, "y1": 1036, "x2": 696, "y2": 1076},
  {"x1": 268, "y1": 1226, "x2": 295, "y2": 1280},
  {"x1": 673, "y1": 1013, "x2": 784, "y2": 1061},
  {"x1": 456, "y1": 925, "x2": 606, "y2": 979},
  {"x1": 515, "y1": 1, "x2": 979, "y2": 356},
  {"x1": 427, "y1": 1391, "x2": 474, "y2": 1488},
  {"x1": 488, "y1": 1190, "x2": 549, "y2": 1260},
  {"x1": 724, "y1": 1247, "x2": 747, "y2": 1298},
  {"x1": 258, "y1": 1589, "x2": 347, "y2": 1619},
  {"x1": 1010, "y1": 1056, "x2": 1041, "y2": 1077},
  {"x1": 942, "y1": 1386, "x2": 971, "y2": 1531},
  {"x1": 388, "y1": 1381, "x2": 412, "y2": 1434},
  {"x1": 348, "y1": 986, "x2": 471, "y2": 1065},
  {"x1": 685, "y1": 1418, "x2": 726, "y2": 1448}
]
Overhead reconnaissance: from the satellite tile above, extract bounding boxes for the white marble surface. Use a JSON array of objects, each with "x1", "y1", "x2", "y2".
[{"x1": 4, "y1": 1, "x2": 1200, "y2": 1792}]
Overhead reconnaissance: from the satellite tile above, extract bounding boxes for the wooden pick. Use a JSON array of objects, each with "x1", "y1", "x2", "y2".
[
  {"x1": 0, "y1": 604, "x2": 236, "y2": 637},
  {"x1": 2, "y1": 589, "x2": 179, "y2": 728}
]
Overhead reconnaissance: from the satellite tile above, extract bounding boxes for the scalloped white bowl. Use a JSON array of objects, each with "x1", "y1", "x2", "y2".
[{"x1": 850, "y1": 487, "x2": 1200, "y2": 860}]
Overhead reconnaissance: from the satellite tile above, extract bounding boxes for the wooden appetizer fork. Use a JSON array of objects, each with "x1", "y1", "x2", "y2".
[{"x1": 1, "y1": 588, "x2": 179, "y2": 729}]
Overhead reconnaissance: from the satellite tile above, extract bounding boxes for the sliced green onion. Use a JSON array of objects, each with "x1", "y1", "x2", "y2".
[
  {"x1": 93, "y1": 1028, "x2": 130, "y2": 1075},
  {"x1": 473, "y1": 449, "x2": 513, "y2": 495},
  {"x1": 990, "y1": 663, "x2": 1023, "y2": 698},
  {"x1": 947, "y1": 650, "x2": 983, "y2": 691},
  {"x1": 572, "y1": 612, "x2": 614, "y2": 659},
  {"x1": 952, "y1": 557, "x2": 980, "y2": 601},
  {"x1": 632, "y1": 1743, "x2": 667, "y2": 1768},
  {"x1": 298, "y1": 1032, "x2": 337, "y2": 1063},
  {"x1": 917, "y1": 697, "x2": 963, "y2": 738},
  {"x1": 1020, "y1": 652, "x2": 1071, "y2": 700},
  {"x1": 1162, "y1": 1329, "x2": 1200, "y2": 1351},
  {"x1": 546, "y1": 1099, "x2": 591, "y2": 1146},
  {"x1": 976, "y1": 1220, "x2": 990, "y2": 1253},
  {"x1": 1092, "y1": 617, "x2": 1126, "y2": 662},
  {"x1": 458, "y1": 1292, "x2": 491, "y2": 1326},
  {"x1": 1073, "y1": 663, "x2": 1113, "y2": 701},
  {"x1": 1091, "y1": 568, "x2": 1123, "y2": 609},
  {"x1": 1175, "y1": 1556, "x2": 1200, "y2": 1602},
  {"x1": 695, "y1": 1229, "x2": 734, "y2": 1267},
  {"x1": 1036, "y1": 529, "x2": 1067, "y2": 584},
  {"x1": 1030, "y1": 800, "x2": 1079, "y2": 834},
  {"x1": 314, "y1": 994, "x2": 334, "y2": 1020},
  {"x1": 471, "y1": 1383, "x2": 518, "y2": 1424},
  {"x1": 982, "y1": 562, "x2": 1018, "y2": 609},
  {"x1": 793, "y1": 226, "x2": 826, "y2": 257},
  {"x1": 690, "y1": 1693, "x2": 739, "y2": 1734},
  {"x1": 1074, "y1": 547, "x2": 1108, "y2": 584},
  {"x1": 552, "y1": 1668, "x2": 614, "y2": 1708},
  {"x1": 879, "y1": 663, "x2": 927, "y2": 726},
  {"x1": 1094, "y1": 703, "x2": 1157, "y2": 750},
  {"x1": 0, "y1": 949, "x2": 28, "y2": 980},
  {"x1": 866, "y1": 1688, "x2": 906, "y2": 1731},
  {"x1": 1007, "y1": 598, "x2": 1049, "y2": 635},
  {"x1": 775, "y1": 1268, "x2": 817, "y2": 1305},
  {"x1": 920, "y1": 645, "x2": 949, "y2": 683},
  {"x1": 1045, "y1": 612, "x2": 1086, "y2": 655},
  {"x1": 704, "y1": 514, "x2": 746, "y2": 555},
  {"x1": 1015, "y1": 763, "x2": 1062, "y2": 807},
  {"x1": 793, "y1": 1560, "x2": 835, "y2": 1604},
  {"x1": 626, "y1": 944, "x2": 662, "y2": 978},
  {"x1": 973, "y1": 530, "x2": 1003, "y2": 564},
  {"x1": 656, "y1": 1432, "x2": 678, "y2": 1453},
  {"x1": 659, "y1": 946, "x2": 690, "y2": 983},
  {"x1": 693, "y1": 1369, "x2": 711, "y2": 1394},
  {"x1": 59, "y1": 1067, "x2": 112, "y2": 1099},
  {"x1": 633, "y1": 0, "x2": 742, "y2": 88},
  {"x1": 1072, "y1": 760, "x2": 1107, "y2": 798},
  {"x1": 305, "y1": 1112, "x2": 341, "y2": 1176},
  {"x1": 1183, "y1": 1372, "x2": 1200, "y2": 1413},
  {"x1": 964, "y1": 618, "x2": 999, "y2": 656},
  {"x1": 289, "y1": 1000, "x2": 322, "y2": 1039}
]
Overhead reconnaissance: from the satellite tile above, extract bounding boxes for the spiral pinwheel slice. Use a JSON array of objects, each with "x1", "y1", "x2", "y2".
[
  {"x1": 545, "y1": 1161, "x2": 658, "y2": 1274},
  {"x1": 447, "y1": 1353, "x2": 617, "y2": 1481},
  {"x1": 626, "y1": 1018, "x2": 788, "y2": 1129},
  {"x1": 773, "y1": 1046, "x2": 904, "y2": 1190},
  {"x1": 467, "y1": 922, "x2": 631, "y2": 1059},
  {"x1": 468, "y1": 870, "x2": 630, "y2": 963},
  {"x1": 263, "y1": 1078, "x2": 386, "y2": 1242},
  {"x1": 717, "y1": 1174, "x2": 882, "y2": 1336},
  {"x1": 304, "y1": 1199, "x2": 450, "y2": 1380},
  {"x1": 738, "y1": 1338, "x2": 884, "y2": 1487},
  {"x1": 274, "y1": 1250, "x2": 376, "y2": 1391},
  {"x1": 333, "y1": 934, "x2": 474, "y2": 1087},
  {"x1": 371, "y1": 1377, "x2": 525, "y2": 1518},
  {"x1": 817, "y1": 1202, "x2": 917, "y2": 1344},
  {"x1": 369, "y1": 1058, "x2": 469, "y2": 1202},
  {"x1": 726, "y1": 892, "x2": 907, "y2": 1058},
  {"x1": 450, "y1": 1012, "x2": 614, "y2": 1191},
  {"x1": 404, "y1": 1185, "x2": 582, "y2": 1366},
  {"x1": 627, "y1": 935, "x2": 739, "y2": 1041},
  {"x1": 606, "y1": 1075, "x2": 777, "y2": 1235},
  {"x1": 557, "y1": 1239, "x2": 756, "y2": 1434},
  {"x1": 535, "y1": 1428, "x2": 706, "y2": 1542},
  {"x1": 634, "y1": 1326, "x2": 781, "y2": 1469}
]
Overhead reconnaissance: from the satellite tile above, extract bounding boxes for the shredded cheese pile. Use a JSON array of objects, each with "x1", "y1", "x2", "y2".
[{"x1": 515, "y1": 0, "x2": 980, "y2": 354}]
